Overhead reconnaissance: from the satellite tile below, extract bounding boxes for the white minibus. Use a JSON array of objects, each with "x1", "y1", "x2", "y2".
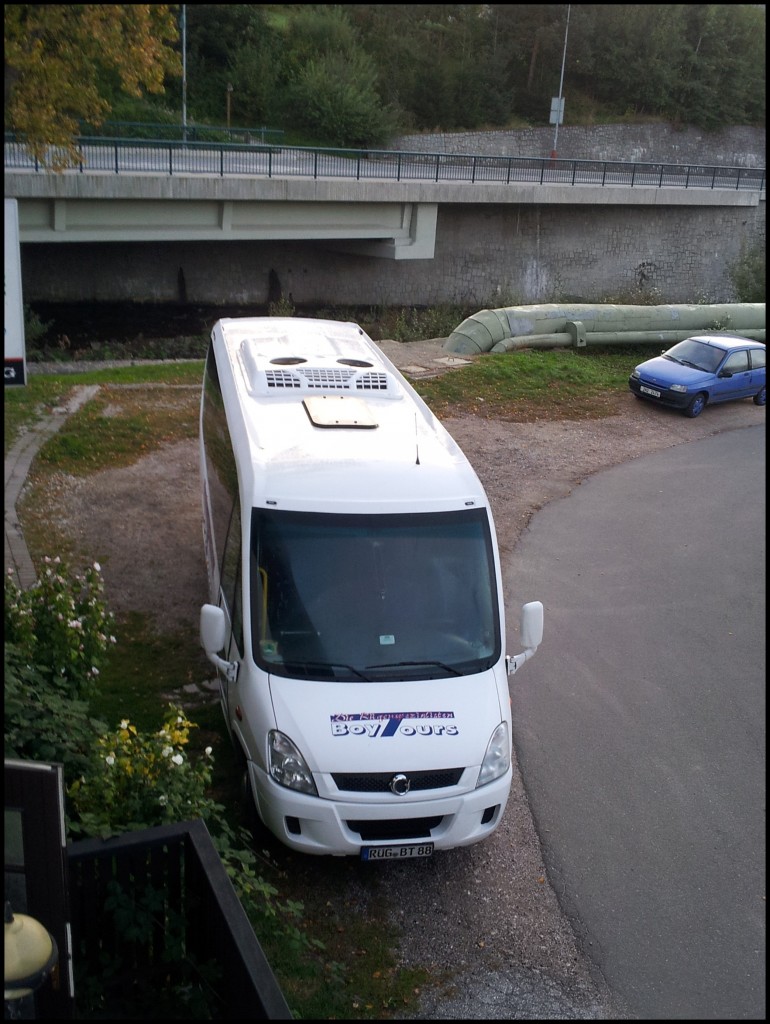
[{"x1": 199, "y1": 317, "x2": 543, "y2": 858}]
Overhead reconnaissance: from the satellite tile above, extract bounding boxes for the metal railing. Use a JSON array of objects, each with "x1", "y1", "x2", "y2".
[
  {"x1": 67, "y1": 819, "x2": 293, "y2": 1019},
  {"x1": 77, "y1": 119, "x2": 285, "y2": 146},
  {"x1": 4, "y1": 133, "x2": 766, "y2": 191}
]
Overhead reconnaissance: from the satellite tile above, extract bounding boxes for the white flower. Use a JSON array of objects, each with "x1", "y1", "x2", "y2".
[
  {"x1": 105, "y1": 755, "x2": 115, "y2": 767},
  {"x1": 119, "y1": 719, "x2": 129, "y2": 730},
  {"x1": 162, "y1": 746, "x2": 173, "y2": 758},
  {"x1": 158, "y1": 795, "x2": 168, "y2": 806},
  {"x1": 91, "y1": 667, "x2": 100, "y2": 677},
  {"x1": 171, "y1": 754, "x2": 184, "y2": 766},
  {"x1": 93, "y1": 562, "x2": 101, "y2": 572},
  {"x1": 205, "y1": 747, "x2": 213, "y2": 757}
]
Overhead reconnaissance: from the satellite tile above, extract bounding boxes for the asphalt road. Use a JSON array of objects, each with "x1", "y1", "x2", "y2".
[{"x1": 507, "y1": 425, "x2": 766, "y2": 1020}]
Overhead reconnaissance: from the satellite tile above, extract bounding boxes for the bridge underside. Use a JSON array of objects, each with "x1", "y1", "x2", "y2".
[{"x1": 15, "y1": 196, "x2": 439, "y2": 259}]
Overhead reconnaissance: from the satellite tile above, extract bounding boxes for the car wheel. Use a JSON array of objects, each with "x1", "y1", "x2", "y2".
[
  {"x1": 685, "y1": 392, "x2": 707, "y2": 418},
  {"x1": 753, "y1": 385, "x2": 766, "y2": 406}
]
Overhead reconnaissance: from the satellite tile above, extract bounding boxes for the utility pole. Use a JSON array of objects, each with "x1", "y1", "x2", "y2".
[
  {"x1": 551, "y1": 4, "x2": 571, "y2": 161},
  {"x1": 181, "y1": 5, "x2": 187, "y2": 143}
]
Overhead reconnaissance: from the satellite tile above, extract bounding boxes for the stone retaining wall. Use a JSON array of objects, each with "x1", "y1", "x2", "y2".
[{"x1": 393, "y1": 123, "x2": 766, "y2": 168}]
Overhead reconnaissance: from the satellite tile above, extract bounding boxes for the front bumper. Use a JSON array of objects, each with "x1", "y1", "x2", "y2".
[
  {"x1": 629, "y1": 375, "x2": 692, "y2": 410},
  {"x1": 249, "y1": 761, "x2": 511, "y2": 856}
]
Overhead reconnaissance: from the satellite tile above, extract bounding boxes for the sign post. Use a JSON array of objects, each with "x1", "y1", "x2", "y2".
[
  {"x1": 4, "y1": 198, "x2": 27, "y2": 386},
  {"x1": 550, "y1": 3, "x2": 571, "y2": 161}
]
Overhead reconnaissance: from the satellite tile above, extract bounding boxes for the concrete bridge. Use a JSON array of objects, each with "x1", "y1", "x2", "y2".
[{"x1": 4, "y1": 140, "x2": 766, "y2": 308}]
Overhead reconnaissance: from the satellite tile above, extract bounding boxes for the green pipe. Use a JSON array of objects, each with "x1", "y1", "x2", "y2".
[
  {"x1": 447, "y1": 303, "x2": 766, "y2": 354},
  {"x1": 491, "y1": 327, "x2": 767, "y2": 353}
]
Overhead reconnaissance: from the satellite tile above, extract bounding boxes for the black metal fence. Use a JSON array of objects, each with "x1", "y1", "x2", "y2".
[
  {"x1": 5, "y1": 133, "x2": 765, "y2": 191},
  {"x1": 77, "y1": 120, "x2": 286, "y2": 146},
  {"x1": 67, "y1": 819, "x2": 293, "y2": 1020}
]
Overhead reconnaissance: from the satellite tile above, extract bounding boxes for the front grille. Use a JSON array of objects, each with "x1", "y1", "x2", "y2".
[
  {"x1": 332, "y1": 768, "x2": 464, "y2": 793},
  {"x1": 347, "y1": 817, "x2": 443, "y2": 841}
]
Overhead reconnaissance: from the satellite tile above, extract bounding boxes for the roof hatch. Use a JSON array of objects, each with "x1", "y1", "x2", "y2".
[{"x1": 303, "y1": 395, "x2": 378, "y2": 428}]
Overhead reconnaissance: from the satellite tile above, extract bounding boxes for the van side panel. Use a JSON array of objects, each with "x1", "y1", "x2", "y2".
[{"x1": 201, "y1": 344, "x2": 239, "y2": 605}]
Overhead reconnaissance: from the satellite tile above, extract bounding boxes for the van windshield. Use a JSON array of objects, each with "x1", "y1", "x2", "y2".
[{"x1": 250, "y1": 507, "x2": 500, "y2": 681}]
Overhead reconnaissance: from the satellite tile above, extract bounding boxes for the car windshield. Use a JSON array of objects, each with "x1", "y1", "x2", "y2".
[
  {"x1": 250, "y1": 507, "x2": 500, "y2": 681},
  {"x1": 663, "y1": 339, "x2": 727, "y2": 373}
]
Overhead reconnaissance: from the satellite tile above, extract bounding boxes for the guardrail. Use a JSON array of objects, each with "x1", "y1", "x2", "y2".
[
  {"x1": 4, "y1": 134, "x2": 766, "y2": 191},
  {"x1": 77, "y1": 120, "x2": 286, "y2": 146}
]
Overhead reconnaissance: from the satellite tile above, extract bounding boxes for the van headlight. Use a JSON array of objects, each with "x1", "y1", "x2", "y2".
[
  {"x1": 631, "y1": 369, "x2": 641, "y2": 379},
  {"x1": 477, "y1": 722, "x2": 510, "y2": 787},
  {"x1": 669, "y1": 384, "x2": 688, "y2": 393},
  {"x1": 268, "y1": 730, "x2": 317, "y2": 795}
]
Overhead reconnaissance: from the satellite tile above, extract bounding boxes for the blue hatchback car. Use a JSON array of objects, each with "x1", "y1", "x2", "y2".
[{"x1": 629, "y1": 334, "x2": 767, "y2": 418}]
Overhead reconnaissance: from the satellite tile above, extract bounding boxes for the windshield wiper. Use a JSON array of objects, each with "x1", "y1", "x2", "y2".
[
  {"x1": 663, "y1": 354, "x2": 683, "y2": 363},
  {"x1": 367, "y1": 660, "x2": 462, "y2": 677},
  {"x1": 680, "y1": 359, "x2": 705, "y2": 370},
  {"x1": 282, "y1": 660, "x2": 371, "y2": 681}
]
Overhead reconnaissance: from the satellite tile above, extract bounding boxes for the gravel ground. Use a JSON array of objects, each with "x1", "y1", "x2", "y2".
[{"x1": 23, "y1": 341, "x2": 763, "y2": 1019}]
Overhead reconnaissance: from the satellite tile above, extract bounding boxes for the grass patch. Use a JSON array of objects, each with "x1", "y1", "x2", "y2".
[
  {"x1": 36, "y1": 383, "x2": 200, "y2": 474},
  {"x1": 4, "y1": 362, "x2": 204, "y2": 454},
  {"x1": 414, "y1": 345, "x2": 661, "y2": 420},
  {"x1": 97, "y1": 611, "x2": 212, "y2": 731}
]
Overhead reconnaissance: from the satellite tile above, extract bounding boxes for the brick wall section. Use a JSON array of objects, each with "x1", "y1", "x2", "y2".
[{"x1": 393, "y1": 124, "x2": 766, "y2": 168}]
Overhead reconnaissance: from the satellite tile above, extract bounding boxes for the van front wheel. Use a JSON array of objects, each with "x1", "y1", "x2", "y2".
[{"x1": 233, "y1": 738, "x2": 268, "y2": 839}]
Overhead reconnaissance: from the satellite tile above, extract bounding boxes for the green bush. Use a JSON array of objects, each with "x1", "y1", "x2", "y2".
[
  {"x1": 389, "y1": 304, "x2": 470, "y2": 342},
  {"x1": 728, "y1": 242, "x2": 766, "y2": 302},
  {"x1": 23, "y1": 305, "x2": 53, "y2": 348},
  {"x1": 67, "y1": 706, "x2": 215, "y2": 838},
  {"x1": 4, "y1": 556, "x2": 116, "y2": 700},
  {"x1": 4, "y1": 642, "x2": 106, "y2": 777},
  {"x1": 287, "y1": 50, "x2": 398, "y2": 149}
]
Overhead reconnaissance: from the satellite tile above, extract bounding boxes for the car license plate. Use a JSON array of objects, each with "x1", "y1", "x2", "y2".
[
  {"x1": 361, "y1": 842, "x2": 434, "y2": 861},
  {"x1": 640, "y1": 385, "x2": 661, "y2": 397}
]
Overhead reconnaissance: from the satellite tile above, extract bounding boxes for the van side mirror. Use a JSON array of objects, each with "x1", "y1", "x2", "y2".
[
  {"x1": 200, "y1": 603, "x2": 226, "y2": 653},
  {"x1": 507, "y1": 601, "x2": 544, "y2": 676},
  {"x1": 520, "y1": 601, "x2": 544, "y2": 650},
  {"x1": 200, "y1": 604, "x2": 239, "y2": 683}
]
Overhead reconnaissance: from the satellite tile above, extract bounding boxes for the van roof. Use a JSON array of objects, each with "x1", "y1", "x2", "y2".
[{"x1": 212, "y1": 317, "x2": 488, "y2": 514}]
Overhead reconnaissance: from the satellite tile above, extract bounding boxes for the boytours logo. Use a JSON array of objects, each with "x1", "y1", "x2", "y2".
[{"x1": 330, "y1": 711, "x2": 458, "y2": 738}]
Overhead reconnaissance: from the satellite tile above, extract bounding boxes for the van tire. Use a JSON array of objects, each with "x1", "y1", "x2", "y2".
[
  {"x1": 753, "y1": 385, "x2": 766, "y2": 406},
  {"x1": 233, "y1": 736, "x2": 269, "y2": 840}
]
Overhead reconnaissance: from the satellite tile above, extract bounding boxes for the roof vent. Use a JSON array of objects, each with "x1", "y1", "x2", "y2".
[{"x1": 240, "y1": 342, "x2": 401, "y2": 399}]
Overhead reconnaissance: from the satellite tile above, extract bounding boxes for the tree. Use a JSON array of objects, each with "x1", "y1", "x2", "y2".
[{"x1": 4, "y1": 4, "x2": 181, "y2": 167}]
